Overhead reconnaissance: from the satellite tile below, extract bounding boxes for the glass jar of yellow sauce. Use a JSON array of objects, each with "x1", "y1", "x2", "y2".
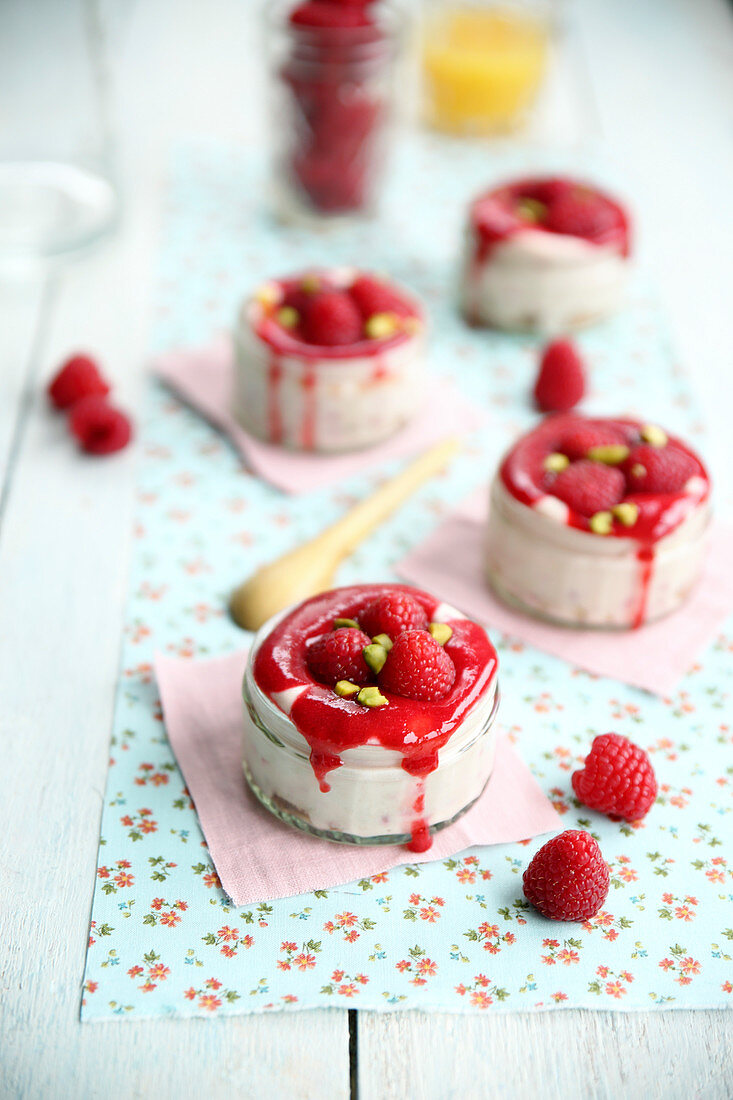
[{"x1": 421, "y1": 2, "x2": 551, "y2": 135}]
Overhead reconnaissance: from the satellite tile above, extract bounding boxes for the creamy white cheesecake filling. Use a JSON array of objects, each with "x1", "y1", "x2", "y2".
[
  {"x1": 485, "y1": 477, "x2": 711, "y2": 629},
  {"x1": 242, "y1": 604, "x2": 499, "y2": 841},
  {"x1": 461, "y1": 227, "x2": 629, "y2": 334}
]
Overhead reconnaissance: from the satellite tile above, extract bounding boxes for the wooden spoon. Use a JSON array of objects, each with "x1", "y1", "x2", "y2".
[{"x1": 229, "y1": 437, "x2": 459, "y2": 631}]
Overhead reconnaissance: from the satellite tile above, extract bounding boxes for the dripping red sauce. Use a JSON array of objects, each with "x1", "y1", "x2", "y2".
[
  {"x1": 253, "y1": 584, "x2": 498, "y2": 793},
  {"x1": 499, "y1": 414, "x2": 709, "y2": 543},
  {"x1": 469, "y1": 177, "x2": 631, "y2": 268}
]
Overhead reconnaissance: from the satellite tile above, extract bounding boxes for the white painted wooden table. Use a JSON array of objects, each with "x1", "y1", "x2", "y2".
[{"x1": 2, "y1": 1, "x2": 732, "y2": 1097}]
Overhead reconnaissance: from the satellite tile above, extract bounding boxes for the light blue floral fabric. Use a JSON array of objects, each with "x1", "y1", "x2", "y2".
[{"x1": 81, "y1": 140, "x2": 732, "y2": 1019}]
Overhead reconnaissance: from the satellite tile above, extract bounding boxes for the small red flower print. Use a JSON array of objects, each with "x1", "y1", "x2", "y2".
[
  {"x1": 85, "y1": 981, "x2": 98, "y2": 993},
  {"x1": 160, "y1": 910, "x2": 181, "y2": 928},
  {"x1": 205, "y1": 978, "x2": 222, "y2": 991},
  {"x1": 149, "y1": 964, "x2": 170, "y2": 981},
  {"x1": 114, "y1": 872, "x2": 134, "y2": 888},
  {"x1": 469, "y1": 990, "x2": 492, "y2": 1008},
  {"x1": 198, "y1": 995, "x2": 221, "y2": 1012},
  {"x1": 338, "y1": 983, "x2": 358, "y2": 998},
  {"x1": 127, "y1": 966, "x2": 144, "y2": 978},
  {"x1": 293, "y1": 953, "x2": 317, "y2": 972},
  {"x1": 217, "y1": 925, "x2": 239, "y2": 942}
]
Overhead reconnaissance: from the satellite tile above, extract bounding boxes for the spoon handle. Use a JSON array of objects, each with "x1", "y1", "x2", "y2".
[{"x1": 319, "y1": 436, "x2": 460, "y2": 558}]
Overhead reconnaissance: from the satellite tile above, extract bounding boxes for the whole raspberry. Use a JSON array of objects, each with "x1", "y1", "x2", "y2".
[
  {"x1": 572, "y1": 733, "x2": 657, "y2": 822},
  {"x1": 523, "y1": 830, "x2": 609, "y2": 921},
  {"x1": 624, "y1": 443, "x2": 696, "y2": 494},
  {"x1": 48, "y1": 354, "x2": 110, "y2": 410},
  {"x1": 302, "y1": 291, "x2": 363, "y2": 346},
  {"x1": 359, "y1": 591, "x2": 428, "y2": 640},
  {"x1": 349, "y1": 275, "x2": 412, "y2": 320},
  {"x1": 290, "y1": 1, "x2": 372, "y2": 27},
  {"x1": 557, "y1": 422, "x2": 628, "y2": 462},
  {"x1": 307, "y1": 627, "x2": 373, "y2": 686},
  {"x1": 69, "y1": 396, "x2": 132, "y2": 455},
  {"x1": 545, "y1": 190, "x2": 619, "y2": 239},
  {"x1": 550, "y1": 459, "x2": 625, "y2": 517},
  {"x1": 533, "y1": 339, "x2": 586, "y2": 413},
  {"x1": 378, "y1": 629, "x2": 456, "y2": 701}
]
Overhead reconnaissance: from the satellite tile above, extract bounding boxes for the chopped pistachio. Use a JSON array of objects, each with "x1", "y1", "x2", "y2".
[
  {"x1": 334, "y1": 680, "x2": 359, "y2": 697},
  {"x1": 630, "y1": 462, "x2": 646, "y2": 480},
  {"x1": 640, "y1": 423, "x2": 668, "y2": 447},
  {"x1": 301, "y1": 273, "x2": 320, "y2": 293},
  {"x1": 589, "y1": 510, "x2": 613, "y2": 535},
  {"x1": 254, "y1": 282, "x2": 280, "y2": 306},
  {"x1": 364, "y1": 312, "x2": 399, "y2": 340},
  {"x1": 276, "y1": 306, "x2": 299, "y2": 329},
  {"x1": 612, "y1": 502, "x2": 639, "y2": 527},
  {"x1": 587, "y1": 444, "x2": 630, "y2": 465},
  {"x1": 371, "y1": 633, "x2": 393, "y2": 652},
  {"x1": 544, "y1": 452, "x2": 570, "y2": 473},
  {"x1": 357, "y1": 685, "x2": 388, "y2": 708},
  {"x1": 428, "y1": 622, "x2": 453, "y2": 646},
  {"x1": 363, "y1": 643, "x2": 388, "y2": 675},
  {"x1": 517, "y1": 197, "x2": 547, "y2": 223},
  {"x1": 334, "y1": 617, "x2": 359, "y2": 630}
]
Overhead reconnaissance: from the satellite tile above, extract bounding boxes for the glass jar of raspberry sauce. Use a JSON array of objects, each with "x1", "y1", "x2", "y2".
[
  {"x1": 241, "y1": 590, "x2": 500, "y2": 851},
  {"x1": 266, "y1": 1, "x2": 406, "y2": 223}
]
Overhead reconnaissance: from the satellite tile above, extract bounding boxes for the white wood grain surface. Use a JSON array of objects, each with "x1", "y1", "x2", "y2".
[{"x1": 1, "y1": 1, "x2": 731, "y2": 1098}]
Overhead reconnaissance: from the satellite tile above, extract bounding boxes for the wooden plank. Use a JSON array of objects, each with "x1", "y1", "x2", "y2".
[{"x1": 358, "y1": 1010, "x2": 733, "y2": 1100}]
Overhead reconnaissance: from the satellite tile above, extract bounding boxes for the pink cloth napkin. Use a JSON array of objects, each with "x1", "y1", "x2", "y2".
[
  {"x1": 154, "y1": 337, "x2": 483, "y2": 494},
  {"x1": 397, "y1": 489, "x2": 733, "y2": 696},
  {"x1": 154, "y1": 650, "x2": 561, "y2": 906}
]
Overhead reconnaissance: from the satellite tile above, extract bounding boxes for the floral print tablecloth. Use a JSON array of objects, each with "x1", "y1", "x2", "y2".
[{"x1": 81, "y1": 139, "x2": 732, "y2": 1019}]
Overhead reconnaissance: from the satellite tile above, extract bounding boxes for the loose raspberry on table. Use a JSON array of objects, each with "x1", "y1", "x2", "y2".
[
  {"x1": 301, "y1": 291, "x2": 364, "y2": 346},
  {"x1": 557, "y1": 422, "x2": 628, "y2": 462},
  {"x1": 378, "y1": 629, "x2": 456, "y2": 702},
  {"x1": 522, "y1": 830, "x2": 610, "y2": 921},
  {"x1": 623, "y1": 443, "x2": 696, "y2": 494},
  {"x1": 533, "y1": 339, "x2": 586, "y2": 413},
  {"x1": 572, "y1": 732, "x2": 657, "y2": 822},
  {"x1": 307, "y1": 627, "x2": 373, "y2": 686},
  {"x1": 549, "y1": 459, "x2": 625, "y2": 517},
  {"x1": 359, "y1": 591, "x2": 429, "y2": 640},
  {"x1": 349, "y1": 275, "x2": 411, "y2": 320},
  {"x1": 69, "y1": 396, "x2": 132, "y2": 455},
  {"x1": 48, "y1": 354, "x2": 110, "y2": 410}
]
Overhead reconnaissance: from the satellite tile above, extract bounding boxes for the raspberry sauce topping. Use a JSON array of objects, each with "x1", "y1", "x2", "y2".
[
  {"x1": 253, "y1": 584, "x2": 498, "y2": 850},
  {"x1": 500, "y1": 414, "x2": 709, "y2": 543},
  {"x1": 250, "y1": 270, "x2": 423, "y2": 361},
  {"x1": 469, "y1": 177, "x2": 631, "y2": 265}
]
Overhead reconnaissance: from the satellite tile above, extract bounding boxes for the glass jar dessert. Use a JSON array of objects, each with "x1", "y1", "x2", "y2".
[
  {"x1": 460, "y1": 176, "x2": 632, "y2": 332},
  {"x1": 266, "y1": 0, "x2": 405, "y2": 224},
  {"x1": 485, "y1": 414, "x2": 711, "y2": 629},
  {"x1": 233, "y1": 267, "x2": 426, "y2": 453},
  {"x1": 242, "y1": 583, "x2": 499, "y2": 851}
]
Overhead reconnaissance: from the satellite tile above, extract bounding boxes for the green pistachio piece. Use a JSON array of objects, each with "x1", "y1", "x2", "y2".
[
  {"x1": 334, "y1": 618, "x2": 359, "y2": 630},
  {"x1": 428, "y1": 622, "x2": 453, "y2": 646},
  {"x1": 589, "y1": 510, "x2": 613, "y2": 535},
  {"x1": 630, "y1": 462, "x2": 646, "y2": 480},
  {"x1": 640, "y1": 423, "x2": 668, "y2": 447},
  {"x1": 357, "y1": 685, "x2": 388, "y2": 708},
  {"x1": 612, "y1": 502, "x2": 639, "y2": 527},
  {"x1": 364, "y1": 312, "x2": 399, "y2": 340},
  {"x1": 544, "y1": 452, "x2": 570, "y2": 473},
  {"x1": 363, "y1": 643, "x2": 388, "y2": 675},
  {"x1": 334, "y1": 680, "x2": 359, "y2": 697},
  {"x1": 276, "y1": 306, "x2": 299, "y2": 329},
  {"x1": 517, "y1": 197, "x2": 547, "y2": 223},
  {"x1": 587, "y1": 444, "x2": 630, "y2": 465},
  {"x1": 371, "y1": 633, "x2": 393, "y2": 652},
  {"x1": 301, "y1": 273, "x2": 320, "y2": 293}
]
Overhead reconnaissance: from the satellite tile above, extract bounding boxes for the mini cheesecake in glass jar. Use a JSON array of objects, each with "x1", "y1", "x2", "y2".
[
  {"x1": 242, "y1": 583, "x2": 499, "y2": 851},
  {"x1": 460, "y1": 176, "x2": 632, "y2": 332},
  {"x1": 233, "y1": 267, "x2": 425, "y2": 453},
  {"x1": 485, "y1": 414, "x2": 711, "y2": 629}
]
